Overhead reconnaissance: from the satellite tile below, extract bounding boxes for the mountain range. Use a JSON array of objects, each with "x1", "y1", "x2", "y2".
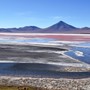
[{"x1": 0, "y1": 21, "x2": 90, "y2": 33}]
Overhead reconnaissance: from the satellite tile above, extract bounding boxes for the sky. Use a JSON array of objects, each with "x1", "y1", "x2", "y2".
[{"x1": 0, "y1": 0, "x2": 90, "y2": 28}]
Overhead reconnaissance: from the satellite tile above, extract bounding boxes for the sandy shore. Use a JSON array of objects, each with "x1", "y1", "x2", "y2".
[{"x1": 0, "y1": 76, "x2": 90, "y2": 90}]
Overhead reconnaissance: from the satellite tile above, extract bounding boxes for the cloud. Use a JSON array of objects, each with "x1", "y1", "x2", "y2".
[
  {"x1": 53, "y1": 16, "x2": 62, "y2": 19},
  {"x1": 51, "y1": 16, "x2": 71, "y2": 20},
  {"x1": 14, "y1": 11, "x2": 32, "y2": 16},
  {"x1": 52, "y1": 16, "x2": 62, "y2": 20}
]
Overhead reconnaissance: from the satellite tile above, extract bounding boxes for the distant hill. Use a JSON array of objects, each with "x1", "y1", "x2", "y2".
[
  {"x1": 0, "y1": 26, "x2": 42, "y2": 33},
  {"x1": 41, "y1": 21, "x2": 78, "y2": 33},
  {"x1": 0, "y1": 21, "x2": 90, "y2": 33}
]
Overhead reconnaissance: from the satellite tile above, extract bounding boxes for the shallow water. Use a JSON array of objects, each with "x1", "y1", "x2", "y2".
[
  {"x1": 73, "y1": 42, "x2": 90, "y2": 48},
  {"x1": 0, "y1": 38, "x2": 56, "y2": 44},
  {"x1": 0, "y1": 63, "x2": 90, "y2": 78},
  {"x1": 65, "y1": 44, "x2": 90, "y2": 64},
  {"x1": 0, "y1": 38, "x2": 89, "y2": 78}
]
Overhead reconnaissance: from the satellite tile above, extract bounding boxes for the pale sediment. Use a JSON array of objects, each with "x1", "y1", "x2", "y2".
[{"x1": 0, "y1": 76, "x2": 90, "y2": 90}]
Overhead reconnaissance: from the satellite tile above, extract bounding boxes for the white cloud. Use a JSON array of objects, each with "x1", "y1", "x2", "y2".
[
  {"x1": 51, "y1": 16, "x2": 71, "y2": 20},
  {"x1": 14, "y1": 11, "x2": 32, "y2": 16},
  {"x1": 52, "y1": 16, "x2": 62, "y2": 19}
]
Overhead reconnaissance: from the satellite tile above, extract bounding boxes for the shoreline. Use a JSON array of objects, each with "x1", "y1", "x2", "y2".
[
  {"x1": 63, "y1": 52, "x2": 90, "y2": 68},
  {"x1": 0, "y1": 33, "x2": 90, "y2": 42},
  {"x1": 0, "y1": 33, "x2": 90, "y2": 36},
  {"x1": 0, "y1": 76, "x2": 90, "y2": 90}
]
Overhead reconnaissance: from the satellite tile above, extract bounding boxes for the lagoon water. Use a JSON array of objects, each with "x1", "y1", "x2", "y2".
[
  {"x1": 0, "y1": 38, "x2": 56, "y2": 44},
  {"x1": 0, "y1": 63, "x2": 90, "y2": 78},
  {"x1": 65, "y1": 42, "x2": 90, "y2": 64},
  {"x1": 0, "y1": 37, "x2": 90, "y2": 78}
]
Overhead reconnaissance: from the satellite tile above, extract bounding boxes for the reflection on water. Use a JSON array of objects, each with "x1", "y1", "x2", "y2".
[
  {"x1": 74, "y1": 42, "x2": 90, "y2": 48},
  {"x1": 0, "y1": 63, "x2": 90, "y2": 78},
  {"x1": 65, "y1": 43, "x2": 90, "y2": 64}
]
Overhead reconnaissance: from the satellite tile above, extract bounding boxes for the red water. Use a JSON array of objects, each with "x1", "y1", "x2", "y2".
[{"x1": 0, "y1": 33, "x2": 90, "y2": 41}]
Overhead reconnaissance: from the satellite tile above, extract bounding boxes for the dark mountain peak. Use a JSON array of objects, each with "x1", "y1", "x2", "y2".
[
  {"x1": 55, "y1": 21, "x2": 71, "y2": 28},
  {"x1": 55, "y1": 21, "x2": 76, "y2": 28},
  {"x1": 46, "y1": 21, "x2": 77, "y2": 31},
  {"x1": 57, "y1": 21, "x2": 67, "y2": 25}
]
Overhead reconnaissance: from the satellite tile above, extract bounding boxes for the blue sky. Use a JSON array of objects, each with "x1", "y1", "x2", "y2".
[{"x1": 0, "y1": 0, "x2": 90, "y2": 28}]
